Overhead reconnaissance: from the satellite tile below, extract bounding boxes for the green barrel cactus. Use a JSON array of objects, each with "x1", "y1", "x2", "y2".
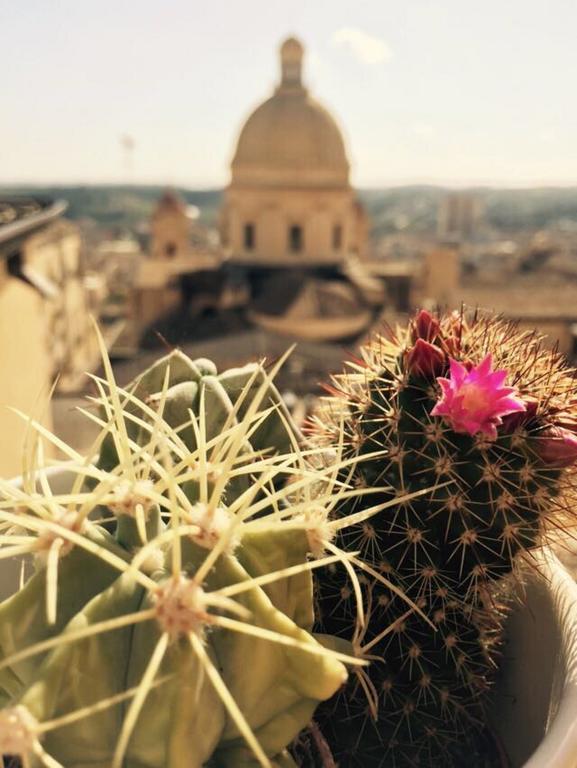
[
  {"x1": 307, "y1": 309, "x2": 577, "y2": 767},
  {"x1": 0, "y1": 339, "x2": 374, "y2": 768}
]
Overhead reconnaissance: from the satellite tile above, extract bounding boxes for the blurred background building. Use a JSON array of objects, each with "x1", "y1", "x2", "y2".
[
  {"x1": 220, "y1": 37, "x2": 368, "y2": 266},
  {"x1": 0, "y1": 198, "x2": 115, "y2": 475},
  {"x1": 437, "y1": 192, "x2": 484, "y2": 242},
  {"x1": 113, "y1": 37, "x2": 382, "y2": 353}
]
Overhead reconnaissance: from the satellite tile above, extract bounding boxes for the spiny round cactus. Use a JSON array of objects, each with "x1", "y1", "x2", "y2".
[
  {"x1": 307, "y1": 309, "x2": 577, "y2": 767},
  {"x1": 0, "y1": 335, "x2": 394, "y2": 768}
]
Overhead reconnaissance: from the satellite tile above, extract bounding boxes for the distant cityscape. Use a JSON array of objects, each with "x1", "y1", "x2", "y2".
[{"x1": 2, "y1": 183, "x2": 577, "y2": 238}]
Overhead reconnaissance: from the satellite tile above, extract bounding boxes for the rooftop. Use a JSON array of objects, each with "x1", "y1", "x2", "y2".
[
  {"x1": 113, "y1": 327, "x2": 354, "y2": 396},
  {"x1": 461, "y1": 276, "x2": 577, "y2": 320},
  {"x1": 0, "y1": 197, "x2": 67, "y2": 253}
]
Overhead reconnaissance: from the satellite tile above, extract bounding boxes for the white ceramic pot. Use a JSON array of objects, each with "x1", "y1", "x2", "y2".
[
  {"x1": 1, "y1": 470, "x2": 576, "y2": 766},
  {"x1": 490, "y1": 548, "x2": 577, "y2": 767}
]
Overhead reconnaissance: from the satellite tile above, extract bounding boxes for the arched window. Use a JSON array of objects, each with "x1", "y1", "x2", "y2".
[
  {"x1": 244, "y1": 223, "x2": 255, "y2": 250},
  {"x1": 289, "y1": 225, "x2": 303, "y2": 253}
]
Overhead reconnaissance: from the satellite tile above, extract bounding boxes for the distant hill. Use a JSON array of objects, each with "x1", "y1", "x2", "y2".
[
  {"x1": 1, "y1": 184, "x2": 576, "y2": 238},
  {"x1": 0, "y1": 185, "x2": 222, "y2": 232}
]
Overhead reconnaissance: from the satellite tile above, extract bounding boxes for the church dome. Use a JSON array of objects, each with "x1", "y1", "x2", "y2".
[{"x1": 231, "y1": 37, "x2": 350, "y2": 188}]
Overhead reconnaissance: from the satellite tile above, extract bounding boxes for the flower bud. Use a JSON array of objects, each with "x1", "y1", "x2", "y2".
[
  {"x1": 534, "y1": 426, "x2": 577, "y2": 468},
  {"x1": 412, "y1": 310, "x2": 440, "y2": 342},
  {"x1": 406, "y1": 339, "x2": 446, "y2": 378}
]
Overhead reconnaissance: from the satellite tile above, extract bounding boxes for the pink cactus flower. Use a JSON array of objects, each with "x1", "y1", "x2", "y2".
[
  {"x1": 406, "y1": 338, "x2": 446, "y2": 378},
  {"x1": 534, "y1": 426, "x2": 577, "y2": 468},
  {"x1": 431, "y1": 354, "x2": 526, "y2": 439}
]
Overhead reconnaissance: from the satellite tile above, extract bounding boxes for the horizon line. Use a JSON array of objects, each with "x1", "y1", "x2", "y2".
[{"x1": 3, "y1": 177, "x2": 577, "y2": 191}]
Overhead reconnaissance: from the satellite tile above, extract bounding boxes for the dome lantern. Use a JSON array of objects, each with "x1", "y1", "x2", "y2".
[{"x1": 279, "y1": 36, "x2": 305, "y2": 91}]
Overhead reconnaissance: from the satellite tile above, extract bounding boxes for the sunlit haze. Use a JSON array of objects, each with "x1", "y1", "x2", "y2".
[{"x1": 2, "y1": 0, "x2": 576, "y2": 187}]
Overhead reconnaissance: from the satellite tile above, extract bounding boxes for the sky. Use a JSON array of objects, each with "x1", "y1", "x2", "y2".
[{"x1": 1, "y1": 0, "x2": 576, "y2": 188}]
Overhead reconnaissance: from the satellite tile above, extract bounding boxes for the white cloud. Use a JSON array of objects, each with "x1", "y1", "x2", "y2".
[{"x1": 333, "y1": 27, "x2": 392, "y2": 65}]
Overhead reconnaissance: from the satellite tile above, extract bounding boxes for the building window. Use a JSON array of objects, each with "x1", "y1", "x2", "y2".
[
  {"x1": 165, "y1": 242, "x2": 177, "y2": 258},
  {"x1": 244, "y1": 223, "x2": 255, "y2": 250},
  {"x1": 289, "y1": 225, "x2": 303, "y2": 253},
  {"x1": 333, "y1": 224, "x2": 342, "y2": 251}
]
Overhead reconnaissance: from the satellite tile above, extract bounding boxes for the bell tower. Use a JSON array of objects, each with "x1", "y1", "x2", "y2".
[{"x1": 150, "y1": 190, "x2": 190, "y2": 260}]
